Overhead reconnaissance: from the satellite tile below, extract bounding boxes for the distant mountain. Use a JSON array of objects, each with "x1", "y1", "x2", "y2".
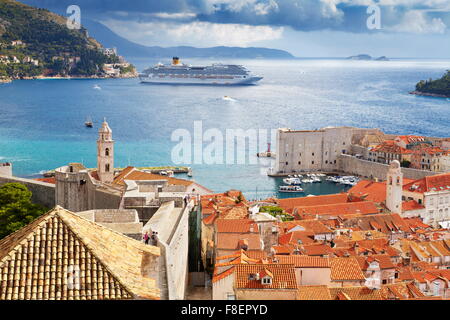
[
  {"x1": 82, "y1": 19, "x2": 295, "y2": 59},
  {"x1": 346, "y1": 54, "x2": 390, "y2": 61}
]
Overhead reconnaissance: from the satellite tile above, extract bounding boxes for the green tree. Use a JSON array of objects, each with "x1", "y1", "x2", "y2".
[
  {"x1": 400, "y1": 160, "x2": 411, "y2": 168},
  {"x1": 0, "y1": 183, "x2": 47, "y2": 239}
]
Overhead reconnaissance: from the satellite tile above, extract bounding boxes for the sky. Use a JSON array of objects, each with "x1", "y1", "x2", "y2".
[{"x1": 20, "y1": 0, "x2": 450, "y2": 58}]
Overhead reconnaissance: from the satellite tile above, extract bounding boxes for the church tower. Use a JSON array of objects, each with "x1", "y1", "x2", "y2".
[
  {"x1": 386, "y1": 160, "x2": 403, "y2": 214},
  {"x1": 97, "y1": 119, "x2": 114, "y2": 184}
]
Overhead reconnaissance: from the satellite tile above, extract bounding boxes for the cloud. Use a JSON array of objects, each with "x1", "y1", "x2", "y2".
[
  {"x1": 19, "y1": 0, "x2": 450, "y2": 34},
  {"x1": 389, "y1": 10, "x2": 447, "y2": 34},
  {"x1": 101, "y1": 19, "x2": 284, "y2": 47}
]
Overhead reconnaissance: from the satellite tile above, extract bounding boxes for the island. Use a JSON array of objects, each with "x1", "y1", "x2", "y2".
[
  {"x1": 346, "y1": 54, "x2": 390, "y2": 61},
  {"x1": 0, "y1": 0, "x2": 137, "y2": 82},
  {"x1": 411, "y1": 70, "x2": 450, "y2": 98}
]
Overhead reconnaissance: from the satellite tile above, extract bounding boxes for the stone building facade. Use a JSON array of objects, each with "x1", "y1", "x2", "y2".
[{"x1": 274, "y1": 126, "x2": 382, "y2": 174}]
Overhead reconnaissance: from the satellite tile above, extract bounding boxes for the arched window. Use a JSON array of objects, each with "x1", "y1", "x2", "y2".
[
  {"x1": 396, "y1": 177, "x2": 400, "y2": 185},
  {"x1": 105, "y1": 164, "x2": 110, "y2": 172},
  {"x1": 105, "y1": 148, "x2": 110, "y2": 156},
  {"x1": 389, "y1": 177, "x2": 393, "y2": 185}
]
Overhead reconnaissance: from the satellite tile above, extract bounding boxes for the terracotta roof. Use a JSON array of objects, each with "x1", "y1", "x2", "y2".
[
  {"x1": 215, "y1": 219, "x2": 258, "y2": 233},
  {"x1": 113, "y1": 166, "x2": 192, "y2": 187},
  {"x1": 294, "y1": 201, "x2": 380, "y2": 217},
  {"x1": 234, "y1": 264, "x2": 297, "y2": 290},
  {"x1": 278, "y1": 231, "x2": 315, "y2": 246},
  {"x1": 279, "y1": 220, "x2": 333, "y2": 235},
  {"x1": 277, "y1": 194, "x2": 349, "y2": 213},
  {"x1": 395, "y1": 135, "x2": 426, "y2": 145},
  {"x1": 403, "y1": 218, "x2": 431, "y2": 230},
  {"x1": 0, "y1": 206, "x2": 160, "y2": 300},
  {"x1": 297, "y1": 285, "x2": 332, "y2": 300},
  {"x1": 371, "y1": 140, "x2": 412, "y2": 154},
  {"x1": 216, "y1": 233, "x2": 262, "y2": 251},
  {"x1": 330, "y1": 257, "x2": 365, "y2": 281},
  {"x1": 302, "y1": 244, "x2": 334, "y2": 256},
  {"x1": 274, "y1": 255, "x2": 330, "y2": 268},
  {"x1": 349, "y1": 179, "x2": 414, "y2": 203},
  {"x1": 34, "y1": 178, "x2": 56, "y2": 184},
  {"x1": 212, "y1": 266, "x2": 235, "y2": 283},
  {"x1": 215, "y1": 250, "x2": 261, "y2": 268},
  {"x1": 341, "y1": 213, "x2": 410, "y2": 234},
  {"x1": 329, "y1": 287, "x2": 383, "y2": 300},
  {"x1": 403, "y1": 172, "x2": 450, "y2": 194},
  {"x1": 402, "y1": 200, "x2": 425, "y2": 212},
  {"x1": 349, "y1": 180, "x2": 387, "y2": 203},
  {"x1": 356, "y1": 254, "x2": 395, "y2": 270}
]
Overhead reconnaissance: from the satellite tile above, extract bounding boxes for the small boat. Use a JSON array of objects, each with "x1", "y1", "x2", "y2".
[
  {"x1": 302, "y1": 178, "x2": 314, "y2": 183},
  {"x1": 279, "y1": 185, "x2": 304, "y2": 193},
  {"x1": 84, "y1": 117, "x2": 93, "y2": 128},
  {"x1": 283, "y1": 178, "x2": 302, "y2": 185},
  {"x1": 93, "y1": 84, "x2": 101, "y2": 90},
  {"x1": 187, "y1": 168, "x2": 193, "y2": 177}
]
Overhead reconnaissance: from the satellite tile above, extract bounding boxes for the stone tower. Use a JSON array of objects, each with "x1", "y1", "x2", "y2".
[
  {"x1": 97, "y1": 119, "x2": 114, "y2": 184},
  {"x1": 386, "y1": 160, "x2": 403, "y2": 214}
]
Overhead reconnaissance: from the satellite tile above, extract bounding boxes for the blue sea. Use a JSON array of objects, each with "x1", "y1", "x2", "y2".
[{"x1": 0, "y1": 58, "x2": 449, "y2": 199}]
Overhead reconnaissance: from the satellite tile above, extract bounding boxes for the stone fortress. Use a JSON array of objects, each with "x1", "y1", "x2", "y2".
[{"x1": 273, "y1": 126, "x2": 450, "y2": 181}]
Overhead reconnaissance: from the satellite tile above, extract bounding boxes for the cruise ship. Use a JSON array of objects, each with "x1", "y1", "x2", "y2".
[{"x1": 139, "y1": 57, "x2": 263, "y2": 85}]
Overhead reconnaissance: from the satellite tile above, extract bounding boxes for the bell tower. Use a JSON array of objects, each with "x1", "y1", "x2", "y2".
[
  {"x1": 386, "y1": 160, "x2": 403, "y2": 214},
  {"x1": 97, "y1": 119, "x2": 114, "y2": 184}
]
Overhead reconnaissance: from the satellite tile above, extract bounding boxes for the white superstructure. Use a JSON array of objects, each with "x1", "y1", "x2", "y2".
[{"x1": 139, "y1": 57, "x2": 263, "y2": 85}]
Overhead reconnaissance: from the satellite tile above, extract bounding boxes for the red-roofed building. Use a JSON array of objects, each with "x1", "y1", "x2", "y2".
[
  {"x1": 402, "y1": 172, "x2": 450, "y2": 227},
  {"x1": 274, "y1": 255, "x2": 331, "y2": 286},
  {"x1": 276, "y1": 193, "x2": 350, "y2": 214},
  {"x1": 234, "y1": 264, "x2": 298, "y2": 300},
  {"x1": 293, "y1": 201, "x2": 381, "y2": 219},
  {"x1": 368, "y1": 140, "x2": 413, "y2": 164}
]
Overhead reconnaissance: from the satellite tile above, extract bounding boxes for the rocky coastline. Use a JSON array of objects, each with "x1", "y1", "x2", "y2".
[{"x1": 409, "y1": 90, "x2": 450, "y2": 99}]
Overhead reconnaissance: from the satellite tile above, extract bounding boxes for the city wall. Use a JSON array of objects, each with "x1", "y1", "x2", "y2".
[
  {"x1": 338, "y1": 155, "x2": 436, "y2": 181},
  {"x1": 0, "y1": 175, "x2": 55, "y2": 208}
]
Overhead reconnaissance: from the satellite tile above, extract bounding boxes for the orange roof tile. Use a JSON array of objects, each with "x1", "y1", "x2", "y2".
[
  {"x1": 404, "y1": 172, "x2": 450, "y2": 194},
  {"x1": 294, "y1": 201, "x2": 380, "y2": 217},
  {"x1": 277, "y1": 194, "x2": 349, "y2": 213},
  {"x1": 113, "y1": 166, "x2": 193, "y2": 187},
  {"x1": 274, "y1": 255, "x2": 330, "y2": 268},
  {"x1": 215, "y1": 219, "x2": 258, "y2": 233},
  {"x1": 234, "y1": 264, "x2": 297, "y2": 290},
  {"x1": 34, "y1": 177, "x2": 55, "y2": 184},
  {"x1": 402, "y1": 200, "x2": 425, "y2": 212},
  {"x1": 371, "y1": 140, "x2": 412, "y2": 154},
  {"x1": 212, "y1": 266, "x2": 235, "y2": 283},
  {"x1": 216, "y1": 233, "x2": 262, "y2": 251},
  {"x1": 330, "y1": 257, "x2": 365, "y2": 281},
  {"x1": 297, "y1": 285, "x2": 332, "y2": 300},
  {"x1": 330, "y1": 287, "x2": 383, "y2": 300}
]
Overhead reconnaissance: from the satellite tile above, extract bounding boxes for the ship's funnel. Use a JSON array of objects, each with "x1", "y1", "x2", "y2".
[{"x1": 172, "y1": 57, "x2": 180, "y2": 65}]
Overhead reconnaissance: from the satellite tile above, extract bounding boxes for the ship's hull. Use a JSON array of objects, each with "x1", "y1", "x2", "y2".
[{"x1": 139, "y1": 75, "x2": 262, "y2": 85}]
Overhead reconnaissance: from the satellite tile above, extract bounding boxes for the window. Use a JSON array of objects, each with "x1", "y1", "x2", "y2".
[
  {"x1": 262, "y1": 277, "x2": 272, "y2": 285},
  {"x1": 312, "y1": 161, "x2": 315, "y2": 165},
  {"x1": 105, "y1": 148, "x2": 110, "y2": 156},
  {"x1": 286, "y1": 162, "x2": 288, "y2": 165},
  {"x1": 298, "y1": 161, "x2": 301, "y2": 165},
  {"x1": 105, "y1": 164, "x2": 110, "y2": 172}
]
